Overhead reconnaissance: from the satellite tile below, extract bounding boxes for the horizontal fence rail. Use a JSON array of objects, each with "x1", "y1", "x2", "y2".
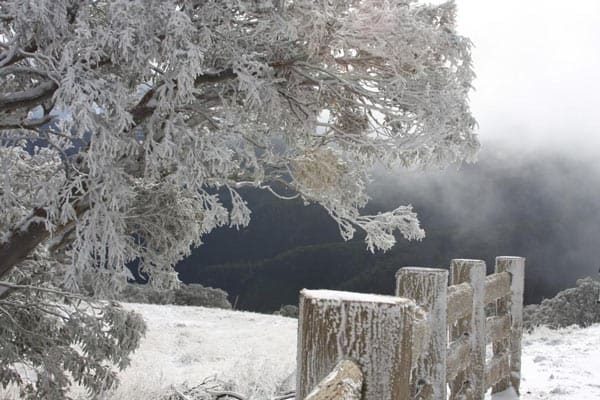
[
  {"x1": 297, "y1": 256, "x2": 525, "y2": 400},
  {"x1": 304, "y1": 359, "x2": 363, "y2": 400}
]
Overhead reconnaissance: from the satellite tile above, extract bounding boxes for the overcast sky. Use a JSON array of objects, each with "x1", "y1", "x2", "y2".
[{"x1": 432, "y1": 0, "x2": 600, "y2": 151}]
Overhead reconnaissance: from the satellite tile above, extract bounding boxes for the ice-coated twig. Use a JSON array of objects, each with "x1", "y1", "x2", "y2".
[
  {"x1": 170, "y1": 385, "x2": 193, "y2": 400},
  {"x1": 206, "y1": 390, "x2": 247, "y2": 399}
]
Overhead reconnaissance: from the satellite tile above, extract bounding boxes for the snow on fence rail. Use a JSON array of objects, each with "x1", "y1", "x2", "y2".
[{"x1": 297, "y1": 256, "x2": 525, "y2": 400}]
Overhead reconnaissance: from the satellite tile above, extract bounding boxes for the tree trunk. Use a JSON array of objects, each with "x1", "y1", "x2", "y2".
[
  {"x1": 0, "y1": 205, "x2": 83, "y2": 296},
  {"x1": 0, "y1": 208, "x2": 51, "y2": 279}
]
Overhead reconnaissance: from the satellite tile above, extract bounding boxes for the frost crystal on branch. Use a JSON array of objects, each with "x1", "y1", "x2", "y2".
[
  {"x1": 0, "y1": 0, "x2": 478, "y2": 282},
  {"x1": 0, "y1": 1, "x2": 476, "y2": 394}
]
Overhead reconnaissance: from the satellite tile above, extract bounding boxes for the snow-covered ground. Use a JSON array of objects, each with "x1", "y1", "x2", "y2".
[
  {"x1": 101, "y1": 303, "x2": 297, "y2": 400},
  {"x1": 94, "y1": 303, "x2": 600, "y2": 400},
  {"x1": 519, "y1": 324, "x2": 600, "y2": 399}
]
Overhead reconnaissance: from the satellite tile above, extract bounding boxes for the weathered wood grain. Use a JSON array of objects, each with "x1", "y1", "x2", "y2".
[
  {"x1": 304, "y1": 359, "x2": 363, "y2": 400},
  {"x1": 396, "y1": 267, "x2": 448, "y2": 400},
  {"x1": 484, "y1": 272, "x2": 511, "y2": 304},
  {"x1": 449, "y1": 259, "x2": 486, "y2": 400},
  {"x1": 492, "y1": 257, "x2": 525, "y2": 394},
  {"x1": 297, "y1": 289, "x2": 415, "y2": 400}
]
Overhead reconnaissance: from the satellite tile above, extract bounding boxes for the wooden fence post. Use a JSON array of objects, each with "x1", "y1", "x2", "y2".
[
  {"x1": 297, "y1": 289, "x2": 415, "y2": 400},
  {"x1": 396, "y1": 267, "x2": 448, "y2": 400},
  {"x1": 493, "y1": 256, "x2": 525, "y2": 394},
  {"x1": 449, "y1": 259, "x2": 486, "y2": 400}
]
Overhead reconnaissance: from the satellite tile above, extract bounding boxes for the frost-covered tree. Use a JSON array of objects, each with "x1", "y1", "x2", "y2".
[
  {"x1": 0, "y1": 0, "x2": 477, "y2": 396},
  {"x1": 523, "y1": 277, "x2": 600, "y2": 331}
]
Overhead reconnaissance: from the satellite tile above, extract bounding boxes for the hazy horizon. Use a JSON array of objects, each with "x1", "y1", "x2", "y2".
[{"x1": 428, "y1": 0, "x2": 600, "y2": 152}]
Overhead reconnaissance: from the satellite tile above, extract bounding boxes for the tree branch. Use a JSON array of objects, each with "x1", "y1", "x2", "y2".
[
  {"x1": 0, "y1": 59, "x2": 295, "y2": 280},
  {"x1": 0, "y1": 208, "x2": 50, "y2": 280},
  {"x1": 194, "y1": 68, "x2": 237, "y2": 85},
  {"x1": 0, "y1": 204, "x2": 87, "y2": 282},
  {"x1": 0, "y1": 114, "x2": 54, "y2": 130},
  {"x1": 0, "y1": 65, "x2": 57, "y2": 80},
  {"x1": 0, "y1": 80, "x2": 58, "y2": 113}
]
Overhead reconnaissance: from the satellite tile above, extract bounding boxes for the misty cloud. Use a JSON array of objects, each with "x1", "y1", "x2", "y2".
[
  {"x1": 427, "y1": 0, "x2": 600, "y2": 150},
  {"x1": 368, "y1": 143, "x2": 600, "y2": 303}
]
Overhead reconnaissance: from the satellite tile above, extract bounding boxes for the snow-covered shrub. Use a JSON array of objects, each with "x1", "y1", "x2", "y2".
[
  {"x1": 173, "y1": 284, "x2": 231, "y2": 309},
  {"x1": 523, "y1": 277, "x2": 600, "y2": 330},
  {"x1": 143, "y1": 287, "x2": 176, "y2": 305},
  {"x1": 119, "y1": 283, "x2": 231, "y2": 309},
  {"x1": 0, "y1": 286, "x2": 145, "y2": 399},
  {"x1": 273, "y1": 304, "x2": 299, "y2": 318}
]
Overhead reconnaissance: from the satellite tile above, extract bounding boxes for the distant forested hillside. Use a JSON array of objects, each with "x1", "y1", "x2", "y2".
[{"x1": 176, "y1": 146, "x2": 600, "y2": 312}]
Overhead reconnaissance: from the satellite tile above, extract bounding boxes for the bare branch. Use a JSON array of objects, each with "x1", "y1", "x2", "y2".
[
  {"x1": 0, "y1": 114, "x2": 54, "y2": 130},
  {"x1": 0, "y1": 80, "x2": 58, "y2": 113},
  {"x1": 0, "y1": 65, "x2": 55, "y2": 79},
  {"x1": 206, "y1": 390, "x2": 247, "y2": 400}
]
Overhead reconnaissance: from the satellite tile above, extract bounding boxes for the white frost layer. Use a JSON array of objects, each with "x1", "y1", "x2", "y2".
[
  {"x1": 451, "y1": 258, "x2": 485, "y2": 263},
  {"x1": 495, "y1": 256, "x2": 524, "y2": 261},
  {"x1": 83, "y1": 303, "x2": 297, "y2": 400},
  {"x1": 517, "y1": 323, "x2": 600, "y2": 399},
  {"x1": 302, "y1": 289, "x2": 412, "y2": 305},
  {"x1": 34, "y1": 304, "x2": 598, "y2": 400},
  {"x1": 488, "y1": 386, "x2": 518, "y2": 400},
  {"x1": 484, "y1": 323, "x2": 600, "y2": 399},
  {"x1": 394, "y1": 266, "x2": 447, "y2": 277}
]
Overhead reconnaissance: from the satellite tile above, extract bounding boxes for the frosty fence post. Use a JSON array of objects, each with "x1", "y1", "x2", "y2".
[
  {"x1": 396, "y1": 267, "x2": 448, "y2": 400},
  {"x1": 483, "y1": 271, "x2": 510, "y2": 391},
  {"x1": 296, "y1": 289, "x2": 415, "y2": 400},
  {"x1": 492, "y1": 256, "x2": 525, "y2": 394},
  {"x1": 449, "y1": 259, "x2": 486, "y2": 400}
]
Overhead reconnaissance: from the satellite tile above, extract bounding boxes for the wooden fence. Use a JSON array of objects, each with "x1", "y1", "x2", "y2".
[{"x1": 297, "y1": 256, "x2": 525, "y2": 400}]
